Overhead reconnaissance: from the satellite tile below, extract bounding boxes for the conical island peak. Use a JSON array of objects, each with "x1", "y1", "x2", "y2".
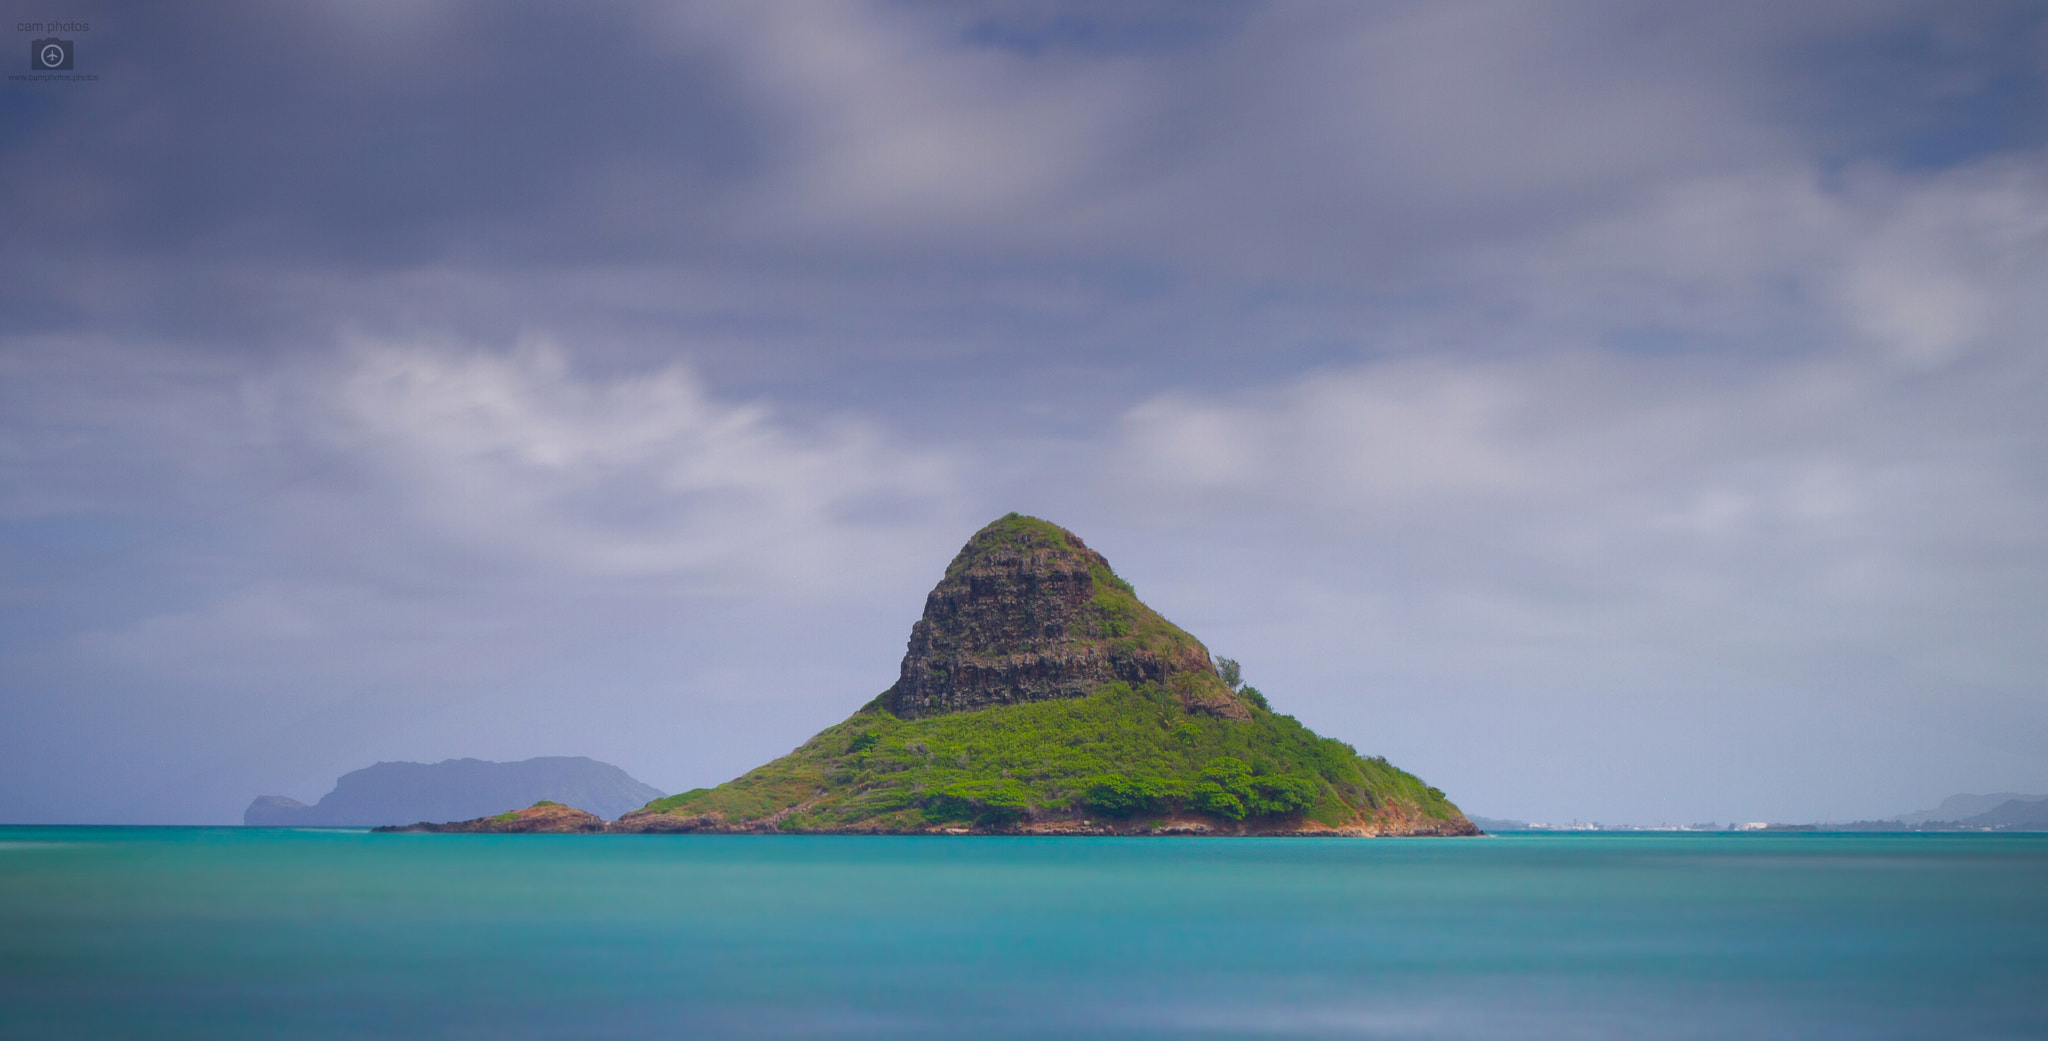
[
  {"x1": 889, "y1": 513, "x2": 1245, "y2": 721},
  {"x1": 616, "y1": 515, "x2": 1477, "y2": 836}
]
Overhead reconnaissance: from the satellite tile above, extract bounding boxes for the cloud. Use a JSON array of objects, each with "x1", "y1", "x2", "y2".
[
  {"x1": 273, "y1": 337, "x2": 963, "y2": 593},
  {"x1": 13, "y1": 335, "x2": 971, "y2": 724},
  {"x1": 1108, "y1": 287, "x2": 2047, "y2": 623},
  {"x1": 692, "y1": 2, "x2": 1142, "y2": 240},
  {"x1": 1304, "y1": 146, "x2": 2048, "y2": 404},
  {"x1": 1, "y1": 333, "x2": 966, "y2": 597},
  {"x1": 1118, "y1": 362, "x2": 1531, "y2": 505},
  {"x1": 4, "y1": 336, "x2": 971, "y2": 822},
  {"x1": 1832, "y1": 163, "x2": 2048, "y2": 366},
  {"x1": 1094, "y1": 329, "x2": 2048, "y2": 820}
]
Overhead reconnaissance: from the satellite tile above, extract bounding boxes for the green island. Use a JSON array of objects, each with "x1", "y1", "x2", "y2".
[{"x1": 609, "y1": 514, "x2": 1475, "y2": 836}]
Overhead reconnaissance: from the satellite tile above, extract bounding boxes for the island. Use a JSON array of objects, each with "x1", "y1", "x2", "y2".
[{"x1": 607, "y1": 515, "x2": 1476, "y2": 836}]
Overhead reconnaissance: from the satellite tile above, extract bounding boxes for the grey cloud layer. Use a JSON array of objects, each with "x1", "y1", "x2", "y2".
[{"x1": 2, "y1": 0, "x2": 2044, "y2": 824}]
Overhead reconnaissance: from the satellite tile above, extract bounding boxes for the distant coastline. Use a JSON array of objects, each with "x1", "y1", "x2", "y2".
[{"x1": 1470, "y1": 793, "x2": 2048, "y2": 834}]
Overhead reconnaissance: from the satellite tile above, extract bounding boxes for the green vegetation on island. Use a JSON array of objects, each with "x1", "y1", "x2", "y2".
[{"x1": 633, "y1": 679, "x2": 1461, "y2": 832}]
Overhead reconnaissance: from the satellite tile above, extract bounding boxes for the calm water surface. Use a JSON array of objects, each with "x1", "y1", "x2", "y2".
[{"x1": 1, "y1": 828, "x2": 2043, "y2": 1039}]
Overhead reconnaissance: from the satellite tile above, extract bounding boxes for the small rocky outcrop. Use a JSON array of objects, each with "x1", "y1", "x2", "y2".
[
  {"x1": 374, "y1": 801, "x2": 607, "y2": 834},
  {"x1": 886, "y1": 514, "x2": 1247, "y2": 721}
]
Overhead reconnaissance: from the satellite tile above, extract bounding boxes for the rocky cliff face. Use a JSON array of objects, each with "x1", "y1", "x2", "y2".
[{"x1": 886, "y1": 514, "x2": 1246, "y2": 720}]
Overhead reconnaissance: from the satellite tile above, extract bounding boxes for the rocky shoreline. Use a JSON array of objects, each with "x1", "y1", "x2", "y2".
[
  {"x1": 374, "y1": 801, "x2": 607, "y2": 834},
  {"x1": 376, "y1": 803, "x2": 1481, "y2": 836}
]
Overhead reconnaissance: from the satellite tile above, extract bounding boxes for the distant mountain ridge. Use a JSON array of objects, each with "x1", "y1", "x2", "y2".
[
  {"x1": 245, "y1": 757, "x2": 663, "y2": 826},
  {"x1": 1773, "y1": 794, "x2": 2048, "y2": 832},
  {"x1": 1466, "y1": 797, "x2": 2048, "y2": 833},
  {"x1": 1953, "y1": 796, "x2": 2048, "y2": 829},
  {"x1": 1895, "y1": 792, "x2": 2048, "y2": 825}
]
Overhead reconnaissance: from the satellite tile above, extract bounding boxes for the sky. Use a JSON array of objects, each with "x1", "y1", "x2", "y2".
[{"x1": 3, "y1": 0, "x2": 2045, "y2": 826}]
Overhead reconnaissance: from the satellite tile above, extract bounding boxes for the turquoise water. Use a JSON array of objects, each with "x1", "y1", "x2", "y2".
[{"x1": 2, "y1": 829, "x2": 2044, "y2": 1039}]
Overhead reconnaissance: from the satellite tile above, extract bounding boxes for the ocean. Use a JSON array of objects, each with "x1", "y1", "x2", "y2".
[{"x1": 1, "y1": 827, "x2": 2043, "y2": 1039}]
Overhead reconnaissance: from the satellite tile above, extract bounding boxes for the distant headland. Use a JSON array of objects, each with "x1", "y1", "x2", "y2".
[{"x1": 246, "y1": 756, "x2": 663, "y2": 827}]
